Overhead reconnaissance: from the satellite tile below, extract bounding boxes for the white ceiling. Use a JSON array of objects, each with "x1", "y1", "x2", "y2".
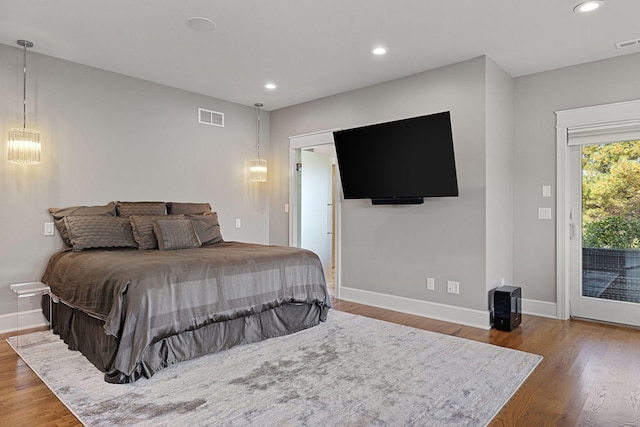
[{"x1": 1, "y1": 1, "x2": 639, "y2": 111}]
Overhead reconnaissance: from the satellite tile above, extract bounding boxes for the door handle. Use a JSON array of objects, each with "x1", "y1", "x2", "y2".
[{"x1": 326, "y1": 203, "x2": 332, "y2": 234}]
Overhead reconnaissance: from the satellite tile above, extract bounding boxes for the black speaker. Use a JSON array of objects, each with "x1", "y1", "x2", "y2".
[{"x1": 489, "y1": 286, "x2": 521, "y2": 331}]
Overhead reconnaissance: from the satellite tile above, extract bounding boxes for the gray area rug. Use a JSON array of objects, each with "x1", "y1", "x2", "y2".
[{"x1": 8, "y1": 310, "x2": 541, "y2": 426}]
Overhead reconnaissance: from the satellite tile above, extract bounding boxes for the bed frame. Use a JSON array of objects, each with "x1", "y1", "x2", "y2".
[{"x1": 46, "y1": 296, "x2": 325, "y2": 383}]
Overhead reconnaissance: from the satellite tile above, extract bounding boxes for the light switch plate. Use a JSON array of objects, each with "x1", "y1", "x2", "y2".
[
  {"x1": 542, "y1": 185, "x2": 551, "y2": 198},
  {"x1": 44, "y1": 222, "x2": 55, "y2": 236},
  {"x1": 538, "y1": 208, "x2": 552, "y2": 219}
]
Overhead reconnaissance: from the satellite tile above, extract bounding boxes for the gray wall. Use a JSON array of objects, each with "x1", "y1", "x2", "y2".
[
  {"x1": 270, "y1": 57, "x2": 498, "y2": 312},
  {"x1": 0, "y1": 43, "x2": 270, "y2": 316},
  {"x1": 485, "y1": 58, "x2": 514, "y2": 292},
  {"x1": 513, "y1": 51, "x2": 640, "y2": 303},
  {"x1": 271, "y1": 50, "x2": 640, "y2": 315},
  {"x1": 4, "y1": 39, "x2": 638, "y2": 319}
]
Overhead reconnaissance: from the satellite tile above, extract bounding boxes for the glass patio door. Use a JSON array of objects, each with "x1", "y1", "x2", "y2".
[{"x1": 569, "y1": 139, "x2": 640, "y2": 326}]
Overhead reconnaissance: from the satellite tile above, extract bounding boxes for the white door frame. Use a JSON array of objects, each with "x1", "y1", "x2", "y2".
[
  {"x1": 556, "y1": 99, "x2": 640, "y2": 321},
  {"x1": 289, "y1": 129, "x2": 342, "y2": 297}
]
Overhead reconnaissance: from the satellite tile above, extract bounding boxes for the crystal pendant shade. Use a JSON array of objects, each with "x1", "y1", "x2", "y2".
[
  {"x1": 249, "y1": 102, "x2": 267, "y2": 182},
  {"x1": 8, "y1": 128, "x2": 41, "y2": 165},
  {"x1": 249, "y1": 158, "x2": 268, "y2": 182},
  {"x1": 9, "y1": 39, "x2": 41, "y2": 165}
]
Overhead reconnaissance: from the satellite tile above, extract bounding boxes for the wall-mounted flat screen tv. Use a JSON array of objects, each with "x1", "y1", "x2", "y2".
[{"x1": 333, "y1": 111, "x2": 458, "y2": 205}]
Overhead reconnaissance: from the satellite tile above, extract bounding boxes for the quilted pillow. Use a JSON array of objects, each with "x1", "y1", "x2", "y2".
[
  {"x1": 153, "y1": 219, "x2": 202, "y2": 251},
  {"x1": 166, "y1": 202, "x2": 212, "y2": 215},
  {"x1": 187, "y1": 212, "x2": 223, "y2": 245},
  {"x1": 48, "y1": 202, "x2": 116, "y2": 249},
  {"x1": 64, "y1": 215, "x2": 137, "y2": 252},
  {"x1": 116, "y1": 201, "x2": 166, "y2": 217},
  {"x1": 130, "y1": 214, "x2": 184, "y2": 249}
]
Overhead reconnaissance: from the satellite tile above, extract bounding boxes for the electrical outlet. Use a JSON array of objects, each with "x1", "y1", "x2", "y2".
[
  {"x1": 447, "y1": 280, "x2": 460, "y2": 294},
  {"x1": 235, "y1": 218, "x2": 241, "y2": 228},
  {"x1": 426, "y1": 277, "x2": 435, "y2": 291}
]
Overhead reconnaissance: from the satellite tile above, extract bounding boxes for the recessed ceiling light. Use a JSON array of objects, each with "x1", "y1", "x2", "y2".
[
  {"x1": 372, "y1": 46, "x2": 387, "y2": 55},
  {"x1": 185, "y1": 17, "x2": 216, "y2": 32},
  {"x1": 265, "y1": 83, "x2": 277, "y2": 90},
  {"x1": 573, "y1": 1, "x2": 604, "y2": 13}
]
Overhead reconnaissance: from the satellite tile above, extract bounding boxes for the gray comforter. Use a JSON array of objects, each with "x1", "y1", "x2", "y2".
[{"x1": 42, "y1": 241, "x2": 331, "y2": 380}]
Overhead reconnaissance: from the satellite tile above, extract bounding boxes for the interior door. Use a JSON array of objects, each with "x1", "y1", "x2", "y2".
[
  {"x1": 569, "y1": 140, "x2": 640, "y2": 326},
  {"x1": 300, "y1": 149, "x2": 333, "y2": 280}
]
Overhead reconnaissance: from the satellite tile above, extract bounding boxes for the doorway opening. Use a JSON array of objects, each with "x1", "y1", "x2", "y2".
[{"x1": 289, "y1": 130, "x2": 341, "y2": 298}]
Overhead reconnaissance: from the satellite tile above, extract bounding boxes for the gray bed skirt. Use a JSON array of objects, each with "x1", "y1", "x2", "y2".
[{"x1": 46, "y1": 296, "x2": 328, "y2": 384}]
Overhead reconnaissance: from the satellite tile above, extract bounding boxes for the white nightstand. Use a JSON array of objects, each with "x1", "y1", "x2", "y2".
[{"x1": 9, "y1": 281, "x2": 51, "y2": 347}]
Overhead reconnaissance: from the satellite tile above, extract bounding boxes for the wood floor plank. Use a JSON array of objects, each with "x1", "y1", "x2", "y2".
[{"x1": 2, "y1": 298, "x2": 640, "y2": 426}]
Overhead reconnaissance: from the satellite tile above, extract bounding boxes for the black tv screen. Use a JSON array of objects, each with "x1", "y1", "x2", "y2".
[{"x1": 333, "y1": 111, "x2": 458, "y2": 205}]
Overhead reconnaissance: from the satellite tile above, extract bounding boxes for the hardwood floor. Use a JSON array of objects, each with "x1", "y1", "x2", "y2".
[
  {"x1": 0, "y1": 326, "x2": 81, "y2": 426},
  {"x1": 2, "y1": 299, "x2": 640, "y2": 426}
]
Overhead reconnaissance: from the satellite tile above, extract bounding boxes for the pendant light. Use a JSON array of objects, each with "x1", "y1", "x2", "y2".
[
  {"x1": 8, "y1": 40, "x2": 41, "y2": 165},
  {"x1": 249, "y1": 103, "x2": 267, "y2": 182}
]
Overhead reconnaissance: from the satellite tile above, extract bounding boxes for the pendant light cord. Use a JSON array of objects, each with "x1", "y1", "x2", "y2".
[
  {"x1": 22, "y1": 42, "x2": 28, "y2": 129},
  {"x1": 17, "y1": 40, "x2": 34, "y2": 129},
  {"x1": 255, "y1": 103, "x2": 263, "y2": 158}
]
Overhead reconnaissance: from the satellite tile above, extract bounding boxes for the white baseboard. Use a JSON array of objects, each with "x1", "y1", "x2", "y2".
[
  {"x1": 521, "y1": 298, "x2": 558, "y2": 319},
  {"x1": 0, "y1": 295, "x2": 557, "y2": 336},
  {"x1": 338, "y1": 286, "x2": 492, "y2": 330},
  {"x1": 0, "y1": 310, "x2": 48, "y2": 335}
]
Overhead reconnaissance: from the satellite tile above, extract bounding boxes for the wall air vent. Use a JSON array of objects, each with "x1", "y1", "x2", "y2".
[
  {"x1": 615, "y1": 39, "x2": 640, "y2": 49},
  {"x1": 198, "y1": 108, "x2": 224, "y2": 127}
]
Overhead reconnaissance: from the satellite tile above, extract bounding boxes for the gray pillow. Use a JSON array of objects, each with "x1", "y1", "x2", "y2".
[
  {"x1": 64, "y1": 215, "x2": 137, "y2": 252},
  {"x1": 130, "y1": 214, "x2": 184, "y2": 249},
  {"x1": 187, "y1": 212, "x2": 223, "y2": 245},
  {"x1": 166, "y1": 202, "x2": 212, "y2": 215},
  {"x1": 116, "y1": 201, "x2": 166, "y2": 217},
  {"x1": 48, "y1": 202, "x2": 116, "y2": 249},
  {"x1": 153, "y1": 219, "x2": 202, "y2": 251}
]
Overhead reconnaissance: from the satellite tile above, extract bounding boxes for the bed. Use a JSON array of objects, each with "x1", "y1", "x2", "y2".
[{"x1": 42, "y1": 201, "x2": 331, "y2": 384}]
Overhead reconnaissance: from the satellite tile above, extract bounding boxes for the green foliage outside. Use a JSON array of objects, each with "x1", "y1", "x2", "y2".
[
  {"x1": 582, "y1": 140, "x2": 640, "y2": 249},
  {"x1": 583, "y1": 216, "x2": 640, "y2": 249}
]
